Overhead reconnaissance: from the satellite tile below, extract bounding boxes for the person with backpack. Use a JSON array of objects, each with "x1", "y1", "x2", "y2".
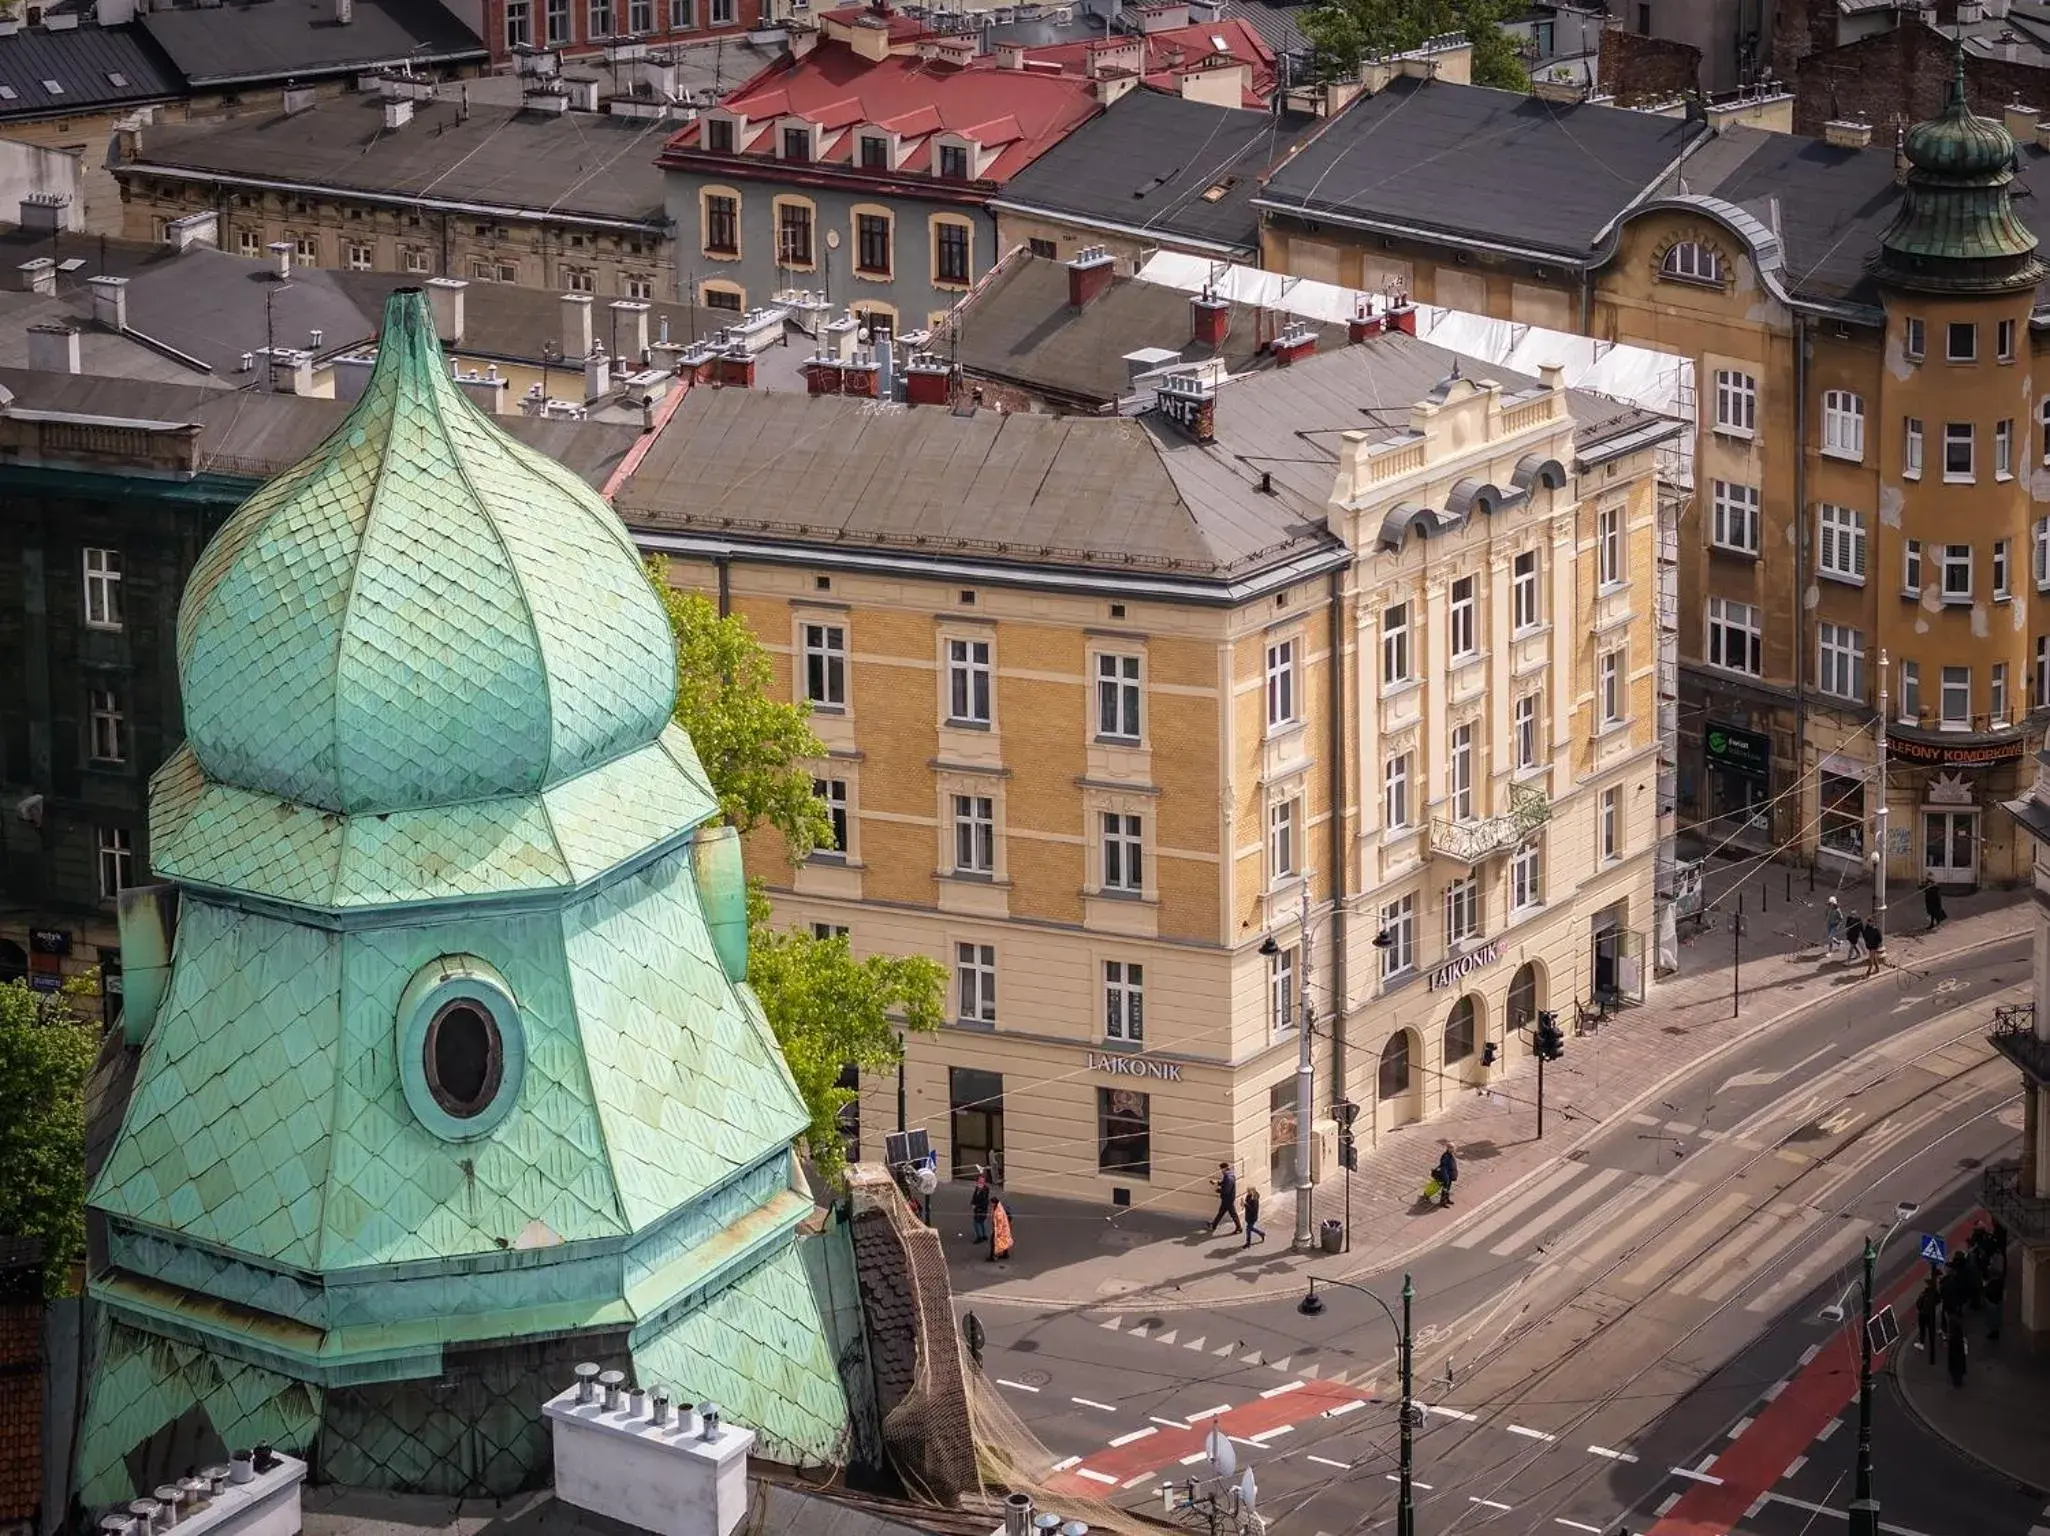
[
  {"x1": 970, "y1": 1170, "x2": 992, "y2": 1244},
  {"x1": 1242, "y1": 1186, "x2": 1266, "y2": 1247},
  {"x1": 1861, "y1": 918, "x2": 1886, "y2": 976},
  {"x1": 1434, "y1": 1142, "x2": 1459, "y2": 1209}
]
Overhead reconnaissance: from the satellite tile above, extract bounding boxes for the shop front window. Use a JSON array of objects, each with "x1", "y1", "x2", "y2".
[
  {"x1": 949, "y1": 1066, "x2": 1003, "y2": 1180},
  {"x1": 1269, "y1": 1079, "x2": 1300, "y2": 1193},
  {"x1": 1097, "y1": 1087, "x2": 1150, "y2": 1178},
  {"x1": 1819, "y1": 773, "x2": 1865, "y2": 859}
]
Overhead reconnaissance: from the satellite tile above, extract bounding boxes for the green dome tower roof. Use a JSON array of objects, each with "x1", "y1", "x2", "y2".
[
  {"x1": 178, "y1": 288, "x2": 676, "y2": 815},
  {"x1": 1875, "y1": 44, "x2": 2044, "y2": 293}
]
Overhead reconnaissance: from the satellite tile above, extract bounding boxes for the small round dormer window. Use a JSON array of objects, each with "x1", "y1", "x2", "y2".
[{"x1": 396, "y1": 955, "x2": 525, "y2": 1141}]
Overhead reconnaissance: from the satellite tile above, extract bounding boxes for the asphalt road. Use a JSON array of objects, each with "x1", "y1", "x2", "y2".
[{"x1": 963, "y1": 936, "x2": 2035, "y2": 1535}]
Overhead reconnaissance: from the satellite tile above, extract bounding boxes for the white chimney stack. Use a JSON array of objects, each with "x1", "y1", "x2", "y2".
[
  {"x1": 562, "y1": 291, "x2": 594, "y2": 359},
  {"x1": 546, "y1": 1371, "x2": 756, "y2": 1536},
  {"x1": 27, "y1": 323, "x2": 80, "y2": 374},
  {"x1": 383, "y1": 96, "x2": 412, "y2": 129},
  {"x1": 426, "y1": 275, "x2": 467, "y2": 343},
  {"x1": 268, "y1": 241, "x2": 293, "y2": 279},
  {"x1": 335, "y1": 0, "x2": 353, "y2": 21},
  {"x1": 87, "y1": 275, "x2": 129, "y2": 333},
  {"x1": 17, "y1": 256, "x2": 55, "y2": 295},
  {"x1": 609, "y1": 299, "x2": 651, "y2": 359}
]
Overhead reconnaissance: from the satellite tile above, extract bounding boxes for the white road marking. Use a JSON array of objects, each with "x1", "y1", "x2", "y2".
[
  {"x1": 1189, "y1": 1404, "x2": 1233, "y2": 1422},
  {"x1": 1306, "y1": 1455, "x2": 1350, "y2": 1470},
  {"x1": 1241, "y1": 1350, "x2": 1265, "y2": 1367},
  {"x1": 1784, "y1": 1454, "x2": 1808, "y2": 1478},
  {"x1": 1762, "y1": 1380, "x2": 1788, "y2": 1402},
  {"x1": 1325, "y1": 1400, "x2": 1367, "y2": 1418},
  {"x1": 1429, "y1": 1405, "x2": 1480, "y2": 1421},
  {"x1": 1817, "y1": 1418, "x2": 1843, "y2": 1441},
  {"x1": 1179, "y1": 1453, "x2": 1208, "y2": 1467},
  {"x1": 1764, "y1": 1492, "x2": 1943, "y2": 1536},
  {"x1": 1051, "y1": 1456, "x2": 1081, "y2": 1472},
  {"x1": 1128, "y1": 1324, "x2": 1153, "y2": 1337},
  {"x1": 1076, "y1": 1469, "x2": 1121, "y2": 1487},
  {"x1": 1071, "y1": 1397, "x2": 1119, "y2": 1413},
  {"x1": 1385, "y1": 1475, "x2": 1434, "y2": 1491},
  {"x1": 1149, "y1": 1416, "x2": 1190, "y2": 1430},
  {"x1": 1268, "y1": 1355, "x2": 1293, "y2": 1372},
  {"x1": 1587, "y1": 1446, "x2": 1640, "y2": 1463},
  {"x1": 1246, "y1": 1426, "x2": 1293, "y2": 1445},
  {"x1": 1156, "y1": 1329, "x2": 1178, "y2": 1346},
  {"x1": 1670, "y1": 1467, "x2": 1724, "y2": 1485},
  {"x1": 1451, "y1": 1164, "x2": 1585, "y2": 1250},
  {"x1": 1486, "y1": 1166, "x2": 1629, "y2": 1256},
  {"x1": 998, "y1": 1379, "x2": 1040, "y2": 1393},
  {"x1": 1099, "y1": 1315, "x2": 1124, "y2": 1331},
  {"x1": 1720, "y1": 1043, "x2": 1839, "y2": 1095},
  {"x1": 1655, "y1": 1495, "x2": 1680, "y2": 1517},
  {"x1": 1183, "y1": 1335, "x2": 1207, "y2": 1351},
  {"x1": 1108, "y1": 1427, "x2": 1157, "y2": 1447},
  {"x1": 1562, "y1": 1178, "x2": 1705, "y2": 1274},
  {"x1": 1556, "y1": 1522, "x2": 1604, "y2": 1534},
  {"x1": 1469, "y1": 1497, "x2": 1513, "y2": 1512},
  {"x1": 1121, "y1": 1474, "x2": 1153, "y2": 1490},
  {"x1": 1799, "y1": 1344, "x2": 1822, "y2": 1366},
  {"x1": 1746, "y1": 1224, "x2": 1868, "y2": 1315},
  {"x1": 1618, "y1": 1189, "x2": 1753, "y2": 1289},
  {"x1": 1727, "y1": 1416, "x2": 1753, "y2": 1437},
  {"x1": 1260, "y1": 1381, "x2": 1306, "y2": 1399},
  {"x1": 1745, "y1": 1496, "x2": 1769, "y2": 1519},
  {"x1": 1506, "y1": 1425, "x2": 1556, "y2": 1441}
]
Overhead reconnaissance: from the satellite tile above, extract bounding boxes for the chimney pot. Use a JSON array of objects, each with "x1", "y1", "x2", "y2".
[
  {"x1": 17, "y1": 256, "x2": 55, "y2": 295},
  {"x1": 27, "y1": 322, "x2": 80, "y2": 374},
  {"x1": 1067, "y1": 244, "x2": 1116, "y2": 310},
  {"x1": 1191, "y1": 289, "x2": 1230, "y2": 348},
  {"x1": 268, "y1": 240, "x2": 293, "y2": 279},
  {"x1": 1822, "y1": 118, "x2": 1872, "y2": 150},
  {"x1": 1004, "y1": 1494, "x2": 1035, "y2": 1536},
  {"x1": 598, "y1": 1369, "x2": 626, "y2": 1412},
  {"x1": 574, "y1": 1363, "x2": 601, "y2": 1405},
  {"x1": 562, "y1": 291, "x2": 594, "y2": 360},
  {"x1": 87, "y1": 274, "x2": 129, "y2": 334}
]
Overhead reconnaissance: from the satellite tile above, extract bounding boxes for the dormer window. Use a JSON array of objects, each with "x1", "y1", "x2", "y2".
[
  {"x1": 704, "y1": 116, "x2": 734, "y2": 152},
  {"x1": 782, "y1": 125, "x2": 811, "y2": 162},
  {"x1": 1660, "y1": 240, "x2": 1721, "y2": 285},
  {"x1": 860, "y1": 133, "x2": 889, "y2": 170},
  {"x1": 938, "y1": 143, "x2": 970, "y2": 180}
]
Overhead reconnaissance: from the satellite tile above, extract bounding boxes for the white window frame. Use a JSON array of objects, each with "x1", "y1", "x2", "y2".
[
  {"x1": 1944, "y1": 422, "x2": 1974, "y2": 482},
  {"x1": 1598, "y1": 504, "x2": 1624, "y2": 588},
  {"x1": 2038, "y1": 638, "x2": 2049, "y2": 712},
  {"x1": 952, "y1": 793, "x2": 994, "y2": 874},
  {"x1": 1905, "y1": 538, "x2": 1924, "y2": 597},
  {"x1": 1598, "y1": 647, "x2": 1624, "y2": 726},
  {"x1": 1661, "y1": 241, "x2": 1721, "y2": 284},
  {"x1": 1512, "y1": 549, "x2": 1540, "y2": 632},
  {"x1": 1992, "y1": 661, "x2": 2010, "y2": 725},
  {"x1": 88, "y1": 687, "x2": 123, "y2": 763},
  {"x1": 2041, "y1": 399, "x2": 2050, "y2": 463},
  {"x1": 1705, "y1": 596, "x2": 1762, "y2": 676},
  {"x1": 1265, "y1": 637, "x2": 1298, "y2": 730},
  {"x1": 1510, "y1": 839, "x2": 1543, "y2": 914},
  {"x1": 97, "y1": 826, "x2": 131, "y2": 899},
  {"x1": 1104, "y1": 960, "x2": 1144, "y2": 1043},
  {"x1": 956, "y1": 942, "x2": 997, "y2": 1024},
  {"x1": 1600, "y1": 785, "x2": 1621, "y2": 862},
  {"x1": 1905, "y1": 315, "x2": 1925, "y2": 361},
  {"x1": 2038, "y1": 520, "x2": 2050, "y2": 590},
  {"x1": 83, "y1": 546, "x2": 121, "y2": 630},
  {"x1": 1381, "y1": 602, "x2": 1411, "y2": 685},
  {"x1": 814, "y1": 776, "x2": 850, "y2": 854},
  {"x1": 1448, "y1": 575, "x2": 1478, "y2": 661},
  {"x1": 1513, "y1": 692, "x2": 1539, "y2": 770},
  {"x1": 1818, "y1": 622, "x2": 1865, "y2": 702},
  {"x1": 1101, "y1": 811, "x2": 1143, "y2": 894},
  {"x1": 1384, "y1": 751, "x2": 1412, "y2": 830},
  {"x1": 1379, "y1": 892, "x2": 1415, "y2": 980},
  {"x1": 947, "y1": 636, "x2": 992, "y2": 724},
  {"x1": 1821, "y1": 390, "x2": 1865, "y2": 461},
  {"x1": 1097, "y1": 652, "x2": 1142, "y2": 740},
  {"x1": 1940, "y1": 543, "x2": 1973, "y2": 603},
  {"x1": 1901, "y1": 660, "x2": 1922, "y2": 720},
  {"x1": 1995, "y1": 539, "x2": 2011, "y2": 599},
  {"x1": 1710, "y1": 480, "x2": 1760, "y2": 554},
  {"x1": 1904, "y1": 416, "x2": 1923, "y2": 479},
  {"x1": 1269, "y1": 796, "x2": 1299, "y2": 881},
  {"x1": 1947, "y1": 321, "x2": 1978, "y2": 362},
  {"x1": 1816, "y1": 504, "x2": 1867, "y2": 584},
  {"x1": 1270, "y1": 944, "x2": 1297, "y2": 1035},
  {"x1": 1713, "y1": 369, "x2": 1756, "y2": 436},
  {"x1": 2000, "y1": 318, "x2": 2018, "y2": 362},
  {"x1": 1940, "y1": 665, "x2": 1971, "y2": 731},
  {"x1": 1448, "y1": 723, "x2": 1474, "y2": 822},
  {"x1": 1443, "y1": 875, "x2": 1480, "y2": 946},
  {"x1": 802, "y1": 621, "x2": 847, "y2": 708},
  {"x1": 1998, "y1": 418, "x2": 2015, "y2": 479}
]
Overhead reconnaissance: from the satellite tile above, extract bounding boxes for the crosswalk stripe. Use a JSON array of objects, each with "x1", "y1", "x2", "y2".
[
  {"x1": 1488, "y1": 1166, "x2": 1629, "y2": 1256},
  {"x1": 1617, "y1": 1189, "x2": 1753, "y2": 1290},
  {"x1": 1559, "y1": 1177, "x2": 1703, "y2": 1275},
  {"x1": 1694, "y1": 1209, "x2": 1823, "y2": 1304},
  {"x1": 1745, "y1": 1223, "x2": 1868, "y2": 1315},
  {"x1": 1449, "y1": 1164, "x2": 1584, "y2": 1251},
  {"x1": 1671, "y1": 1201, "x2": 1807, "y2": 1300}
]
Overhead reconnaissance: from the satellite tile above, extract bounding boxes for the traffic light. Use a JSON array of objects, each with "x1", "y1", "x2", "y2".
[
  {"x1": 1335, "y1": 1098, "x2": 1359, "y2": 1170},
  {"x1": 1534, "y1": 1011, "x2": 1565, "y2": 1062},
  {"x1": 1481, "y1": 1040, "x2": 1499, "y2": 1067}
]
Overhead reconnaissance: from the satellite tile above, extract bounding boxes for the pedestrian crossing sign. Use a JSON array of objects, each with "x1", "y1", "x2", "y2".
[{"x1": 1918, "y1": 1233, "x2": 1948, "y2": 1264}]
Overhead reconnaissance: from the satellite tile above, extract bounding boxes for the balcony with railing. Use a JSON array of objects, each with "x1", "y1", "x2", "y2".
[
  {"x1": 1427, "y1": 782, "x2": 1550, "y2": 867},
  {"x1": 1989, "y1": 1002, "x2": 2050, "y2": 1085},
  {"x1": 1983, "y1": 1164, "x2": 2050, "y2": 1244}
]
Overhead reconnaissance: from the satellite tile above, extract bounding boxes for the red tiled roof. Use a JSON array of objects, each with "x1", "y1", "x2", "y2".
[
  {"x1": 0, "y1": 1303, "x2": 43, "y2": 1524},
  {"x1": 1022, "y1": 18, "x2": 1276, "y2": 106},
  {"x1": 819, "y1": 4, "x2": 933, "y2": 40},
  {"x1": 660, "y1": 41, "x2": 1101, "y2": 185}
]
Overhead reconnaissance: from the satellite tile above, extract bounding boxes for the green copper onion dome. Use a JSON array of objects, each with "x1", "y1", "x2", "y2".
[
  {"x1": 176, "y1": 288, "x2": 676, "y2": 815},
  {"x1": 1875, "y1": 43, "x2": 2043, "y2": 292}
]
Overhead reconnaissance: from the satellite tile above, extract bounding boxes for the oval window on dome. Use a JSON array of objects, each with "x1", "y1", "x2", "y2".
[{"x1": 395, "y1": 954, "x2": 526, "y2": 1141}]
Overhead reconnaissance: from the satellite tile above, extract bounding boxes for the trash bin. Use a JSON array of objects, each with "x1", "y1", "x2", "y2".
[{"x1": 1320, "y1": 1218, "x2": 1343, "y2": 1253}]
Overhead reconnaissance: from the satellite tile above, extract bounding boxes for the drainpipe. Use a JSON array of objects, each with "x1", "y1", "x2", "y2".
[
  {"x1": 1792, "y1": 311, "x2": 1809, "y2": 859},
  {"x1": 715, "y1": 553, "x2": 732, "y2": 617},
  {"x1": 1326, "y1": 566, "x2": 1349, "y2": 1103},
  {"x1": 1578, "y1": 264, "x2": 1592, "y2": 337}
]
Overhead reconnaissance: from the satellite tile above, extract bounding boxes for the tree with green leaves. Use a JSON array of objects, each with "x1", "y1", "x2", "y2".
[
  {"x1": 0, "y1": 977, "x2": 99, "y2": 1297},
  {"x1": 1299, "y1": 0, "x2": 1529, "y2": 91},
  {"x1": 652, "y1": 567, "x2": 945, "y2": 1183}
]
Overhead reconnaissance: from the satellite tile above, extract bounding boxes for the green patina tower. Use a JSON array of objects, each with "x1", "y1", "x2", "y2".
[{"x1": 74, "y1": 289, "x2": 849, "y2": 1503}]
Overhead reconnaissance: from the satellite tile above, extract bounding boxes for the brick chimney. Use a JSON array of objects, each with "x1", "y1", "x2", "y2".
[
  {"x1": 1823, "y1": 118, "x2": 1872, "y2": 150},
  {"x1": 843, "y1": 350, "x2": 881, "y2": 397},
  {"x1": 1067, "y1": 244, "x2": 1115, "y2": 310},
  {"x1": 1386, "y1": 301, "x2": 1417, "y2": 336},
  {"x1": 805, "y1": 356, "x2": 845, "y2": 395},
  {"x1": 1348, "y1": 304, "x2": 1386, "y2": 344},
  {"x1": 1271, "y1": 322, "x2": 1316, "y2": 367},
  {"x1": 712, "y1": 347, "x2": 755, "y2": 388},
  {"x1": 904, "y1": 352, "x2": 952, "y2": 405},
  {"x1": 1190, "y1": 288, "x2": 1229, "y2": 348},
  {"x1": 1158, "y1": 370, "x2": 1214, "y2": 444}
]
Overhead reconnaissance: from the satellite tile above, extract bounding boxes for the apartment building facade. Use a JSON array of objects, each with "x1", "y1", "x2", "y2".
[
  {"x1": 1256, "y1": 67, "x2": 2050, "y2": 893},
  {"x1": 613, "y1": 295, "x2": 1676, "y2": 1212}
]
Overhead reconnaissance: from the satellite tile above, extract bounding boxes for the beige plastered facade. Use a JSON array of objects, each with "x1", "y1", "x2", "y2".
[{"x1": 656, "y1": 366, "x2": 1667, "y2": 1217}]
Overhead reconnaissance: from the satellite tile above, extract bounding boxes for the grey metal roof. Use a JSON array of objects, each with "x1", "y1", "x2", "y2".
[
  {"x1": 0, "y1": 21, "x2": 180, "y2": 119},
  {"x1": 612, "y1": 386, "x2": 1339, "y2": 581},
  {"x1": 1215, "y1": 0, "x2": 1313, "y2": 55},
  {"x1": 992, "y1": 94, "x2": 1322, "y2": 257},
  {"x1": 933, "y1": 253, "x2": 1347, "y2": 407},
  {"x1": 1260, "y1": 74, "x2": 1706, "y2": 259},
  {"x1": 128, "y1": 92, "x2": 670, "y2": 228},
  {"x1": 136, "y1": 0, "x2": 483, "y2": 86}
]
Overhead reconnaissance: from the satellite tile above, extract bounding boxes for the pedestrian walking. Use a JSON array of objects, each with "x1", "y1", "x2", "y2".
[
  {"x1": 989, "y1": 1196, "x2": 1013, "y2": 1261},
  {"x1": 1435, "y1": 1142, "x2": 1459, "y2": 1209},
  {"x1": 1207, "y1": 1161, "x2": 1242, "y2": 1235},
  {"x1": 1985, "y1": 1255, "x2": 2006, "y2": 1342},
  {"x1": 1824, "y1": 897, "x2": 1844, "y2": 955},
  {"x1": 1242, "y1": 1186, "x2": 1266, "y2": 1247},
  {"x1": 1861, "y1": 920, "x2": 1885, "y2": 976},
  {"x1": 1915, "y1": 1278, "x2": 1940, "y2": 1356},
  {"x1": 1844, "y1": 913, "x2": 1863, "y2": 961},
  {"x1": 1947, "y1": 1318, "x2": 1969, "y2": 1386},
  {"x1": 1924, "y1": 881, "x2": 1948, "y2": 931},
  {"x1": 970, "y1": 1170, "x2": 992, "y2": 1245}
]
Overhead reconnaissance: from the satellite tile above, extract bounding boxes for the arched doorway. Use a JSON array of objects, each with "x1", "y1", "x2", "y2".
[
  {"x1": 1445, "y1": 994, "x2": 1478, "y2": 1064},
  {"x1": 1507, "y1": 961, "x2": 1542, "y2": 1033},
  {"x1": 1378, "y1": 1028, "x2": 1424, "y2": 1128}
]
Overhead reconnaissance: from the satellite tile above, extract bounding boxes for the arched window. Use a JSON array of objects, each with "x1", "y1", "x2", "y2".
[
  {"x1": 1661, "y1": 241, "x2": 1722, "y2": 285},
  {"x1": 1507, "y1": 961, "x2": 1541, "y2": 1032},
  {"x1": 1445, "y1": 996, "x2": 1477, "y2": 1063},
  {"x1": 1378, "y1": 1031, "x2": 1411, "y2": 1100}
]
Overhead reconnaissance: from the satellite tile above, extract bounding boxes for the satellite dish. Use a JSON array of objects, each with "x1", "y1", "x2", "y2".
[
  {"x1": 914, "y1": 1164, "x2": 938, "y2": 1195},
  {"x1": 857, "y1": 327, "x2": 872, "y2": 343},
  {"x1": 1204, "y1": 1423, "x2": 1235, "y2": 1480},
  {"x1": 1238, "y1": 1469, "x2": 1257, "y2": 1513}
]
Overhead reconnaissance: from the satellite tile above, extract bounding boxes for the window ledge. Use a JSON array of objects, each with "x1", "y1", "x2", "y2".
[
  {"x1": 1712, "y1": 425, "x2": 1756, "y2": 442},
  {"x1": 1901, "y1": 588, "x2": 1922, "y2": 600},
  {"x1": 1943, "y1": 474, "x2": 1976, "y2": 485},
  {"x1": 82, "y1": 622, "x2": 123, "y2": 634},
  {"x1": 1264, "y1": 718, "x2": 1307, "y2": 744},
  {"x1": 1820, "y1": 447, "x2": 1864, "y2": 465},
  {"x1": 1709, "y1": 543, "x2": 1760, "y2": 561},
  {"x1": 808, "y1": 701, "x2": 848, "y2": 715},
  {"x1": 1380, "y1": 677, "x2": 1421, "y2": 700},
  {"x1": 807, "y1": 852, "x2": 865, "y2": 869},
  {"x1": 1596, "y1": 718, "x2": 1630, "y2": 740},
  {"x1": 1094, "y1": 733, "x2": 1145, "y2": 748},
  {"x1": 1378, "y1": 968, "x2": 1420, "y2": 1000},
  {"x1": 1089, "y1": 885, "x2": 1150, "y2": 903},
  {"x1": 945, "y1": 716, "x2": 993, "y2": 731},
  {"x1": 941, "y1": 869, "x2": 1006, "y2": 886},
  {"x1": 1940, "y1": 594, "x2": 1974, "y2": 606},
  {"x1": 1818, "y1": 570, "x2": 1866, "y2": 588},
  {"x1": 1511, "y1": 622, "x2": 1549, "y2": 642},
  {"x1": 951, "y1": 1017, "x2": 997, "y2": 1033},
  {"x1": 1904, "y1": 469, "x2": 1922, "y2": 481},
  {"x1": 1598, "y1": 579, "x2": 1631, "y2": 597}
]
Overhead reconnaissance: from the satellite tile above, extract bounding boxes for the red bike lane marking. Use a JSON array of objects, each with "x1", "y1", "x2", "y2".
[
  {"x1": 1045, "y1": 1379, "x2": 1373, "y2": 1496},
  {"x1": 1646, "y1": 1212, "x2": 1982, "y2": 1536}
]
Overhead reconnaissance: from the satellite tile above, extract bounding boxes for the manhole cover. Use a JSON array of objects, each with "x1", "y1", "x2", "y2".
[{"x1": 1016, "y1": 1369, "x2": 1052, "y2": 1389}]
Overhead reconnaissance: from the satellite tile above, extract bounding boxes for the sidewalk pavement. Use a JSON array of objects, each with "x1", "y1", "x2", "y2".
[
  {"x1": 1893, "y1": 1226, "x2": 2050, "y2": 1491},
  {"x1": 947, "y1": 860, "x2": 2029, "y2": 1311}
]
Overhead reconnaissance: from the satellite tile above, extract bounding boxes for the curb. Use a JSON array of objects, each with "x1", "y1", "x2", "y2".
[
  {"x1": 958, "y1": 923, "x2": 2029, "y2": 1313},
  {"x1": 1884, "y1": 1270, "x2": 2050, "y2": 1495}
]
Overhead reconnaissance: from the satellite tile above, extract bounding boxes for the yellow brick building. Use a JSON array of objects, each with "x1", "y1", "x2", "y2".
[{"x1": 613, "y1": 320, "x2": 1679, "y2": 1215}]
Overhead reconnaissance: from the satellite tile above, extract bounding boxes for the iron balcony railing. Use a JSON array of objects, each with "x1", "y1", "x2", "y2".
[
  {"x1": 1983, "y1": 1164, "x2": 2050, "y2": 1244},
  {"x1": 1989, "y1": 1002, "x2": 2050, "y2": 1086},
  {"x1": 1427, "y1": 782, "x2": 1551, "y2": 867}
]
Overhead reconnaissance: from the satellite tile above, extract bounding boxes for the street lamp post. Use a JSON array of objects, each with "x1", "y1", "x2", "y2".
[
  {"x1": 1299, "y1": 1274, "x2": 1416, "y2": 1536},
  {"x1": 1821, "y1": 1199, "x2": 1914, "y2": 1536},
  {"x1": 1260, "y1": 876, "x2": 1317, "y2": 1252}
]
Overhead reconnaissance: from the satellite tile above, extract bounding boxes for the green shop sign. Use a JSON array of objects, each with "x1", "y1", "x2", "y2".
[{"x1": 1704, "y1": 722, "x2": 1771, "y2": 779}]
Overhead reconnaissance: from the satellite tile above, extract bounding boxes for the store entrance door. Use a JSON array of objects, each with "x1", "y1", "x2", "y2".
[
  {"x1": 950, "y1": 1066, "x2": 1004, "y2": 1182},
  {"x1": 1922, "y1": 809, "x2": 1979, "y2": 886}
]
